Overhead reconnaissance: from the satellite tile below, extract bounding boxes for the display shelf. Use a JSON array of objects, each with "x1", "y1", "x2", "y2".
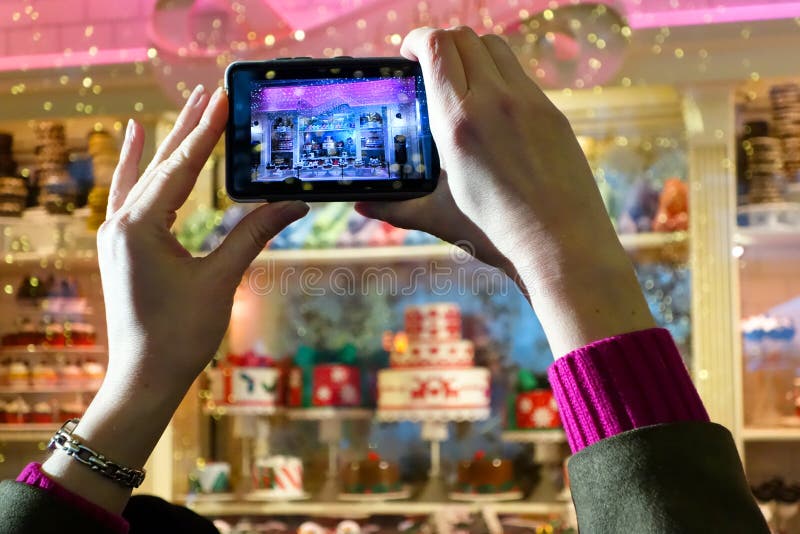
[
  {"x1": 741, "y1": 427, "x2": 800, "y2": 442},
  {"x1": 0, "y1": 346, "x2": 106, "y2": 356},
  {"x1": 735, "y1": 229, "x2": 800, "y2": 249},
  {"x1": 0, "y1": 423, "x2": 58, "y2": 441},
  {"x1": 203, "y1": 405, "x2": 280, "y2": 416},
  {"x1": 250, "y1": 233, "x2": 687, "y2": 266},
  {"x1": 1, "y1": 250, "x2": 99, "y2": 270},
  {"x1": 284, "y1": 407, "x2": 373, "y2": 421},
  {"x1": 183, "y1": 499, "x2": 567, "y2": 518},
  {"x1": 501, "y1": 429, "x2": 567, "y2": 444},
  {"x1": 0, "y1": 384, "x2": 99, "y2": 394}
]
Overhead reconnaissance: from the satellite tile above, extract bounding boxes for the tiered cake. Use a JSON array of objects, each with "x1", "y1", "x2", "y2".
[
  {"x1": 377, "y1": 303, "x2": 490, "y2": 421},
  {"x1": 207, "y1": 353, "x2": 282, "y2": 410}
]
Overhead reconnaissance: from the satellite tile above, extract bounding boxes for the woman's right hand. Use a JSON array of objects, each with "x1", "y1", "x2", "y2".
[{"x1": 363, "y1": 27, "x2": 654, "y2": 356}]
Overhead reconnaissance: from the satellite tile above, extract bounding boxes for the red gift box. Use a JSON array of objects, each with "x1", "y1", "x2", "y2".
[
  {"x1": 288, "y1": 364, "x2": 361, "y2": 407},
  {"x1": 515, "y1": 390, "x2": 561, "y2": 429}
]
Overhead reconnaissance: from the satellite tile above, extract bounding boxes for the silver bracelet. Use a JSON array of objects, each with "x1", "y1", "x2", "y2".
[{"x1": 48, "y1": 419, "x2": 146, "y2": 489}]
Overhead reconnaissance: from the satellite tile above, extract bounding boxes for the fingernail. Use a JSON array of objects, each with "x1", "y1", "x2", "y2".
[
  {"x1": 209, "y1": 86, "x2": 224, "y2": 104},
  {"x1": 124, "y1": 119, "x2": 134, "y2": 142},
  {"x1": 187, "y1": 84, "x2": 205, "y2": 107}
]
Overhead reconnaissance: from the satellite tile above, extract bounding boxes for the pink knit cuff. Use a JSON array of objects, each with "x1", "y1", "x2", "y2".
[
  {"x1": 17, "y1": 462, "x2": 129, "y2": 533},
  {"x1": 548, "y1": 327, "x2": 709, "y2": 453}
]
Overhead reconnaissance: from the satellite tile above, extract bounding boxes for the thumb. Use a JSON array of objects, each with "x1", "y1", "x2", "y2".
[
  {"x1": 205, "y1": 201, "x2": 309, "y2": 281},
  {"x1": 355, "y1": 197, "x2": 430, "y2": 231}
]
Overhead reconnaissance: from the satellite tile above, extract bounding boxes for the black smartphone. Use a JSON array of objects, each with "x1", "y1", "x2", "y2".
[{"x1": 225, "y1": 57, "x2": 439, "y2": 202}]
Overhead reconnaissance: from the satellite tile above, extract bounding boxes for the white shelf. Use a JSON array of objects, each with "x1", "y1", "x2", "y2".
[
  {"x1": 741, "y1": 427, "x2": 800, "y2": 442},
  {"x1": 249, "y1": 233, "x2": 687, "y2": 266},
  {"x1": 183, "y1": 499, "x2": 566, "y2": 518},
  {"x1": 735, "y1": 229, "x2": 800, "y2": 248},
  {"x1": 0, "y1": 423, "x2": 58, "y2": 441},
  {"x1": 203, "y1": 404, "x2": 279, "y2": 416},
  {"x1": 501, "y1": 429, "x2": 567, "y2": 444},
  {"x1": 0, "y1": 346, "x2": 106, "y2": 356},
  {"x1": 0, "y1": 384, "x2": 99, "y2": 394},
  {"x1": 618, "y1": 231, "x2": 689, "y2": 251},
  {"x1": 252, "y1": 244, "x2": 457, "y2": 265},
  {"x1": 285, "y1": 407, "x2": 373, "y2": 421}
]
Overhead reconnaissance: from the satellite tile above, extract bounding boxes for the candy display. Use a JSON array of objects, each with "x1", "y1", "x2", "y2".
[
  {"x1": 288, "y1": 345, "x2": 363, "y2": 408},
  {"x1": 742, "y1": 315, "x2": 797, "y2": 426},
  {"x1": 743, "y1": 136, "x2": 785, "y2": 204},
  {"x1": 377, "y1": 303, "x2": 490, "y2": 421},
  {"x1": 652, "y1": 178, "x2": 689, "y2": 232},
  {"x1": 0, "y1": 132, "x2": 26, "y2": 217},
  {"x1": 59, "y1": 398, "x2": 86, "y2": 420},
  {"x1": 207, "y1": 352, "x2": 284, "y2": 409},
  {"x1": 250, "y1": 455, "x2": 305, "y2": 498},
  {"x1": 4, "y1": 397, "x2": 31, "y2": 423},
  {"x1": 31, "y1": 401, "x2": 54, "y2": 423},
  {"x1": 506, "y1": 371, "x2": 562, "y2": 431},
  {"x1": 189, "y1": 461, "x2": 232, "y2": 495},
  {"x1": 180, "y1": 203, "x2": 438, "y2": 254},
  {"x1": 1, "y1": 318, "x2": 96, "y2": 348},
  {"x1": 86, "y1": 130, "x2": 117, "y2": 230},
  {"x1": 34, "y1": 121, "x2": 76, "y2": 214},
  {"x1": 340, "y1": 452, "x2": 403, "y2": 496},
  {"x1": 617, "y1": 179, "x2": 660, "y2": 233},
  {"x1": 453, "y1": 451, "x2": 520, "y2": 497},
  {"x1": 770, "y1": 84, "x2": 800, "y2": 185},
  {"x1": 30, "y1": 361, "x2": 58, "y2": 386}
]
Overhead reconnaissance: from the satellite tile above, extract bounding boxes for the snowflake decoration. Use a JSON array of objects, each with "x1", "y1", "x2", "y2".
[
  {"x1": 532, "y1": 407, "x2": 553, "y2": 428},
  {"x1": 316, "y1": 386, "x2": 332, "y2": 402},
  {"x1": 340, "y1": 384, "x2": 358, "y2": 404},
  {"x1": 518, "y1": 398, "x2": 533, "y2": 413},
  {"x1": 331, "y1": 366, "x2": 349, "y2": 383}
]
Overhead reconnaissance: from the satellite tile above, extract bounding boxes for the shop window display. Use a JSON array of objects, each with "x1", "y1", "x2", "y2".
[{"x1": 250, "y1": 78, "x2": 422, "y2": 182}]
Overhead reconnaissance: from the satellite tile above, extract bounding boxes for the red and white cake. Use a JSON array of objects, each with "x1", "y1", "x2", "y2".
[
  {"x1": 377, "y1": 303, "x2": 490, "y2": 421},
  {"x1": 250, "y1": 455, "x2": 305, "y2": 499},
  {"x1": 207, "y1": 353, "x2": 283, "y2": 411}
]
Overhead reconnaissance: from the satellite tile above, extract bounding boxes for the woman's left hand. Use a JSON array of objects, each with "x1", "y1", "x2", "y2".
[{"x1": 42, "y1": 85, "x2": 308, "y2": 513}]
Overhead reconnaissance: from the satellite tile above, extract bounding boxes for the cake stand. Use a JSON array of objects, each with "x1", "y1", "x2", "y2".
[
  {"x1": 376, "y1": 407, "x2": 490, "y2": 502},
  {"x1": 203, "y1": 403, "x2": 280, "y2": 496},
  {"x1": 501, "y1": 429, "x2": 568, "y2": 503},
  {"x1": 286, "y1": 407, "x2": 373, "y2": 501}
]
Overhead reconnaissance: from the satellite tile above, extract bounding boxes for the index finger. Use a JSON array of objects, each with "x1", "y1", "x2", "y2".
[
  {"x1": 401, "y1": 27, "x2": 468, "y2": 103},
  {"x1": 136, "y1": 88, "x2": 227, "y2": 216}
]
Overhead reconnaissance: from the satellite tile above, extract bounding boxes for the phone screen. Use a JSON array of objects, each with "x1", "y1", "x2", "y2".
[
  {"x1": 250, "y1": 76, "x2": 426, "y2": 183},
  {"x1": 226, "y1": 59, "x2": 438, "y2": 201}
]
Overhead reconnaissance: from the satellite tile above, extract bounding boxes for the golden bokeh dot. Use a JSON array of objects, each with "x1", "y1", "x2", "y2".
[
  {"x1": 390, "y1": 33, "x2": 402, "y2": 46},
  {"x1": 94, "y1": 122, "x2": 103, "y2": 132},
  {"x1": 82, "y1": 76, "x2": 92, "y2": 88},
  {"x1": 3, "y1": 285, "x2": 12, "y2": 295},
  {"x1": 134, "y1": 102, "x2": 144, "y2": 112},
  {"x1": 113, "y1": 121, "x2": 123, "y2": 131},
  {"x1": 88, "y1": 46, "x2": 98, "y2": 56},
  {"x1": 92, "y1": 85, "x2": 102, "y2": 95},
  {"x1": 59, "y1": 75, "x2": 69, "y2": 85},
  {"x1": 84, "y1": 104, "x2": 93, "y2": 114},
  {"x1": 387, "y1": 9, "x2": 397, "y2": 21},
  {"x1": 519, "y1": 9, "x2": 529, "y2": 19},
  {"x1": 621, "y1": 77, "x2": 632, "y2": 87},
  {"x1": 621, "y1": 26, "x2": 632, "y2": 38},
  {"x1": 75, "y1": 102, "x2": 84, "y2": 112},
  {"x1": 750, "y1": 72, "x2": 760, "y2": 81},
  {"x1": 43, "y1": 101, "x2": 53, "y2": 111},
  {"x1": 543, "y1": 9, "x2": 554, "y2": 21},
  {"x1": 247, "y1": 31, "x2": 256, "y2": 41},
  {"x1": 293, "y1": 29, "x2": 305, "y2": 41},
  {"x1": 264, "y1": 34, "x2": 275, "y2": 46},
  {"x1": 674, "y1": 48, "x2": 684, "y2": 58},
  {"x1": 699, "y1": 48, "x2": 708, "y2": 59},
  {"x1": 356, "y1": 18, "x2": 367, "y2": 29},
  {"x1": 652, "y1": 44, "x2": 662, "y2": 54},
  {"x1": 596, "y1": 39, "x2": 606, "y2": 49},
  {"x1": 147, "y1": 47, "x2": 158, "y2": 59},
  {"x1": 85, "y1": 25, "x2": 94, "y2": 37}
]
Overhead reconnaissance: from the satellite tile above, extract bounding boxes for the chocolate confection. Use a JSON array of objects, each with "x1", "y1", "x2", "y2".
[
  {"x1": 0, "y1": 177, "x2": 27, "y2": 217},
  {"x1": 341, "y1": 452, "x2": 401, "y2": 494},
  {"x1": 456, "y1": 452, "x2": 517, "y2": 494}
]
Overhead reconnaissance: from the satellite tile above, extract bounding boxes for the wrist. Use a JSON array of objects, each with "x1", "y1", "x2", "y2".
[
  {"x1": 513, "y1": 240, "x2": 655, "y2": 357},
  {"x1": 41, "y1": 376, "x2": 184, "y2": 513}
]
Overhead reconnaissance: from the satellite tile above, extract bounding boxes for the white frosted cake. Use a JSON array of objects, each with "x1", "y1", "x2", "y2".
[
  {"x1": 250, "y1": 455, "x2": 304, "y2": 498},
  {"x1": 378, "y1": 303, "x2": 490, "y2": 421},
  {"x1": 208, "y1": 366, "x2": 281, "y2": 408}
]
